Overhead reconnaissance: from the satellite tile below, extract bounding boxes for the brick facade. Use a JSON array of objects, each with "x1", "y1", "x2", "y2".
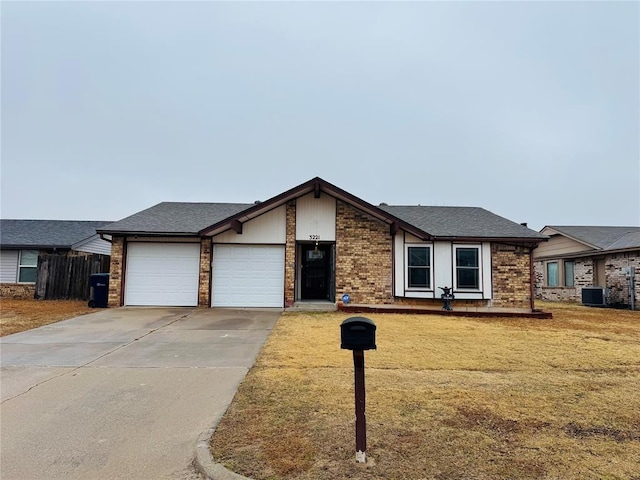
[
  {"x1": 198, "y1": 238, "x2": 211, "y2": 307},
  {"x1": 335, "y1": 201, "x2": 393, "y2": 304},
  {"x1": 103, "y1": 202, "x2": 538, "y2": 311},
  {"x1": 535, "y1": 251, "x2": 639, "y2": 308},
  {"x1": 284, "y1": 202, "x2": 296, "y2": 307},
  {"x1": 605, "y1": 252, "x2": 640, "y2": 306},
  {"x1": 0, "y1": 283, "x2": 36, "y2": 299},
  {"x1": 491, "y1": 244, "x2": 532, "y2": 309},
  {"x1": 108, "y1": 236, "x2": 124, "y2": 307}
]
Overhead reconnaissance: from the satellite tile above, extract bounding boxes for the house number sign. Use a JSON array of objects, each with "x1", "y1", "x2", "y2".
[{"x1": 309, "y1": 235, "x2": 320, "y2": 240}]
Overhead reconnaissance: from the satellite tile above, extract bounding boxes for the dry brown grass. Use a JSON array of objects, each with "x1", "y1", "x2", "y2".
[
  {"x1": 0, "y1": 298, "x2": 93, "y2": 336},
  {"x1": 211, "y1": 302, "x2": 640, "y2": 480}
]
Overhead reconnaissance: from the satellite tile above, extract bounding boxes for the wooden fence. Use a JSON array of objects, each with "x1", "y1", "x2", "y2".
[{"x1": 35, "y1": 254, "x2": 111, "y2": 300}]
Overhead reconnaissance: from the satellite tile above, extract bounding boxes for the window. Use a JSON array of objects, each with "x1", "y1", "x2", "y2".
[
  {"x1": 564, "y1": 261, "x2": 575, "y2": 287},
  {"x1": 546, "y1": 262, "x2": 559, "y2": 287},
  {"x1": 407, "y1": 246, "x2": 431, "y2": 289},
  {"x1": 18, "y1": 250, "x2": 38, "y2": 283},
  {"x1": 455, "y1": 247, "x2": 480, "y2": 289}
]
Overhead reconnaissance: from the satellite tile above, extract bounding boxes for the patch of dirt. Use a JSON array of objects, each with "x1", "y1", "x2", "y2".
[{"x1": 564, "y1": 422, "x2": 640, "y2": 442}]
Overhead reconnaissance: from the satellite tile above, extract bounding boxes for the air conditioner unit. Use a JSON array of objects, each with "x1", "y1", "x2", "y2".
[{"x1": 582, "y1": 287, "x2": 607, "y2": 307}]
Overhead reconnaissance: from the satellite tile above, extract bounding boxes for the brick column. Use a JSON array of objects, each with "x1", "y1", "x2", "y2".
[
  {"x1": 198, "y1": 238, "x2": 212, "y2": 307},
  {"x1": 108, "y1": 236, "x2": 125, "y2": 307},
  {"x1": 284, "y1": 201, "x2": 296, "y2": 307},
  {"x1": 491, "y1": 243, "x2": 531, "y2": 309},
  {"x1": 335, "y1": 201, "x2": 393, "y2": 304}
]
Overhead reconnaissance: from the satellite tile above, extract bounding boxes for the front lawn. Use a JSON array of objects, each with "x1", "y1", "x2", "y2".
[
  {"x1": 0, "y1": 298, "x2": 93, "y2": 336},
  {"x1": 211, "y1": 302, "x2": 640, "y2": 479}
]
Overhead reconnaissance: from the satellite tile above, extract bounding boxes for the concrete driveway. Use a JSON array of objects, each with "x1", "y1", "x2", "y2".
[{"x1": 0, "y1": 307, "x2": 280, "y2": 480}]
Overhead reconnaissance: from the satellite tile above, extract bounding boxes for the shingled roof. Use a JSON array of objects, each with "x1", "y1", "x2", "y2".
[
  {"x1": 98, "y1": 200, "x2": 546, "y2": 241},
  {"x1": 0, "y1": 220, "x2": 112, "y2": 249},
  {"x1": 98, "y1": 202, "x2": 252, "y2": 235},
  {"x1": 544, "y1": 226, "x2": 640, "y2": 251},
  {"x1": 378, "y1": 205, "x2": 544, "y2": 239}
]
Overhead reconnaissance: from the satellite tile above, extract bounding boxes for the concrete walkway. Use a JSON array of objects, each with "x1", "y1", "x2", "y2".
[{"x1": 0, "y1": 307, "x2": 280, "y2": 480}]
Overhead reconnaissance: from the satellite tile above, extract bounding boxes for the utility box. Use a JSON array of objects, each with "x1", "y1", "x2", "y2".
[
  {"x1": 88, "y1": 273, "x2": 110, "y2": 308},
  {"x1": 340, "y1": 317, "x2": 376, "y2": 350}
]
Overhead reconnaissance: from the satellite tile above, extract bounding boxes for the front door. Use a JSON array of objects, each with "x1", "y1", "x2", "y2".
[{"x1": 301, "y1": 244, "x2": 331, "y2": 300}]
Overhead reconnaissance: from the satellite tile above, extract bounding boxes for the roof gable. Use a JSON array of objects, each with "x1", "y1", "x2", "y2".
[{"x1": 541, "y1": 226, "x2": 640, "y2": 252}]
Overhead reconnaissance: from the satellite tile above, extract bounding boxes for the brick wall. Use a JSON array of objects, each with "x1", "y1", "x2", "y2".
[
  {"x1": 0, "y1": 283, "x2": 35, "y2": 299},
  {"x1": 198, "y1": 239, "x2": 211, "y2": 307},
  {"x1": 107, "y1": 236, "x2": 124, "y2": 307},
  {"x1": 604, "y1": 252, "x2": 640, "y2": 307},
  {"x1": 284, "y1": 202, "x2": 296, "y2": 307},
  {"x1": 335, "y1": 201, "x2": 393, "y2": 304},
  {"x1": 535, "y1": 253, "x2": 639, "y2": 308},
  {"x1": 491, "y1": 244, "x2": 532, "y2": 308}
]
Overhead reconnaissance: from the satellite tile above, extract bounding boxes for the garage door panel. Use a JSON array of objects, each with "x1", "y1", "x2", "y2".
[
  {"x1": 125, "y1": 243, "x2": 200, "y2": 306},
  {"x1": 212, "y1": 245, "x2": 284, "y2": 308}
]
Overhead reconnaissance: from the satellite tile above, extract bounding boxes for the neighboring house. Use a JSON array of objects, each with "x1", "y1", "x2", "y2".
[
  {"x1": 98, "y1": 177, "x2": 547, "y2": 312},
  {"x1": 533, "y1": 226, "x2": 640, "y2": 307},
  {"x1": 0, "y1": 220, "x2": 113, "y2": 297}
]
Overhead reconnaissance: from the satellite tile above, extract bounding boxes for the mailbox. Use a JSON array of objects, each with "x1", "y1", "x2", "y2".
[{"x1": 341, "y1": 317, "x2": 376, "y2": 350}]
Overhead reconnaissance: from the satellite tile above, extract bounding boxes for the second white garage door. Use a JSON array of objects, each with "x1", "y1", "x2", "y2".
[
  {"x1": 212, "y1": 245, "x2": 285, "y2": 307},
  {"x1": 125, "y1": 242, "x2": 200, "y2": 306}
]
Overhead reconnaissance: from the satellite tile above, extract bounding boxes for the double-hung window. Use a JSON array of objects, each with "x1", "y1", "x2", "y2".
[
  {"x1": 455, "y1": 246, "x2": 480, "y2": 290},
  {"x1": 18, "y1": 250, "x2": 38, "y2": 283},
  {"x1": 407, "y1": 246, "x2": 431, "y2": 289}
]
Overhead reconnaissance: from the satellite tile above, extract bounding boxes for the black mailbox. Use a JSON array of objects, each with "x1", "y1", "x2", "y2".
[{"x1": 341, "y1": 317, "x2": 376, "y2": 350}]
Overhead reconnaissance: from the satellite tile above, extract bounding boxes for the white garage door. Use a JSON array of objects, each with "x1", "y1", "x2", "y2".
[
  {"x1": 212, "y1": 245, "x2": 284, "y2": 307},
  {"x1": 125, "y1": 243, "x2": 200, "y2": 306}
]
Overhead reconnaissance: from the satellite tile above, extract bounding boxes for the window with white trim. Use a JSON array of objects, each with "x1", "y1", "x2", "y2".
[
  {"x1": 454, "y1": 246, "x2": 480, "y2": 290},
  {"x1": 18, "y1": 250, "x2": 38, "y2": 283},
  {"x1": 406, "y1": 245, "x2": 431, "y2": 289}
]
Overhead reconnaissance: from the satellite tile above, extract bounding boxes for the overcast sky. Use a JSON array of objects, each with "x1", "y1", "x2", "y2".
[{"x1": 2, "y1": 1, "x2": 638, "y2": 231}]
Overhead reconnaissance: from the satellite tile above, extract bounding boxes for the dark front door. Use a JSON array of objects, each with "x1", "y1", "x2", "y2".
[{"x1": 301, "y1": 244, "x2": 331, "y2": 300}]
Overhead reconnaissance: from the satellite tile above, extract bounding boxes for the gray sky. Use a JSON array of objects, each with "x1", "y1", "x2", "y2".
[{"x1": 2, "y1": 1, "x2": 639, "y2": 231}]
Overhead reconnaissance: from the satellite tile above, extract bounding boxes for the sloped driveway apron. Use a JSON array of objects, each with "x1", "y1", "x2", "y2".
[{"x1": 0, "y1": 307, "x2": 280, "y2": 480}]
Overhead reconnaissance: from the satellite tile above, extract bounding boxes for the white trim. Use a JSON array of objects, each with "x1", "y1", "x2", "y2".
[
  {"x1": 17, "y1": 249, "x2": 38, "y2": 284},
  {"x1": 393, "y1": 232, "x2": 404, "y2": 296},
  {"x1": 404, "y1": 243, "x2": 434, "y2": 292},
  {"x1": 453, "y1": 244, "x2": 482, "y2": 293}
]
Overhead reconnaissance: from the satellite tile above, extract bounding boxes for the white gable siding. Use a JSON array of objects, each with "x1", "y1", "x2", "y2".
[
  {"x1": 393, "y1": 233, "x2": 404, "y2": 296},
  {"x1": 72, "y1": 235, "x2": 112, "y2": 256},
  {"x1": 296, "y1": 193, "x2": 336, "y2": 242},
  {"x1": 0, "y1": 250, "x2": 18, "y2": 282},
  {"x1": 213, "y1": 205, "x2": 286, "y2": 244},
  {"x1": 433, "y1": 242, "x2": 453, "y2": 294}
]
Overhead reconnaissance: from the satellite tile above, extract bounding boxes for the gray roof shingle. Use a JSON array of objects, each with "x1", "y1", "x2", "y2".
[
  {"x1": 98, "y1": 202, "x2": 252, "y2": 234},
  {"x1": 379, "y1": 205, "x2": 546, "y2": 239},
  {"x1": 99, "y1": 200, "x2": 545, "y2": 240},
  {"x1": 0, "y1": 220, "x2": 113, "y2": 248},
  {"x1": 547, "y1": 226, "x2": 640, "y2": 251}
]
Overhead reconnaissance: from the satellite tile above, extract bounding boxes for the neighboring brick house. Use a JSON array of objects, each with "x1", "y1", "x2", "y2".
[
  {"x1": 533, "y1": 226, "x2": 640, "y2": 308},
  {"x1": 0, "y1": 220, "x2": 112, "y2": 298},
  {"x1": 98, "y1": 177, "x2": 546, "y2": 312}
]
